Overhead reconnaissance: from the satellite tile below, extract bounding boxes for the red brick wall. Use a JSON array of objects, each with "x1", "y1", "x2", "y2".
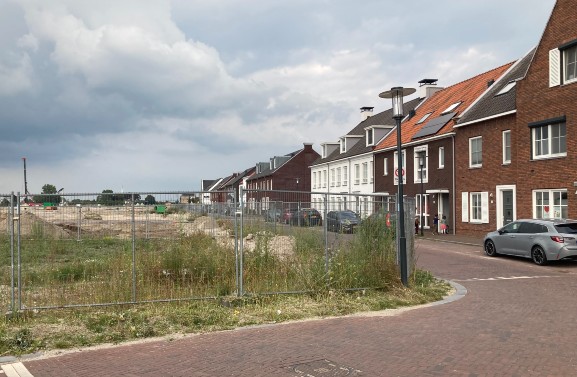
[{"x1": 516, "y1": 0, "x2": 577, "y2": 220}]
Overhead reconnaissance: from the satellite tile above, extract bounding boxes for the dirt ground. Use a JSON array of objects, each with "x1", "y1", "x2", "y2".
[{"x1": 0, "y1": 206, "x2": 295, "y2": 257}]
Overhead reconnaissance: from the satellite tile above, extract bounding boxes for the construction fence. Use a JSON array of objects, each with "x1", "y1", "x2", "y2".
[{"x1": 0, "y1": 190, "x2": 416, "y2": 312}]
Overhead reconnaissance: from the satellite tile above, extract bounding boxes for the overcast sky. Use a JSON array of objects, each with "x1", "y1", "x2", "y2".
[{"x1": 0, "y1": 0, "x2": 556, "y2": 194}]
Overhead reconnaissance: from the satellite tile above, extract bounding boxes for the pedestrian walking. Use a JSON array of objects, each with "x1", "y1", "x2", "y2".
[
  {"x1": 432, "y1": 214, "x2": 439, "y2": 235},
  {"x1": 440, "y1": 215, "x2": 448, "y2": 234}
]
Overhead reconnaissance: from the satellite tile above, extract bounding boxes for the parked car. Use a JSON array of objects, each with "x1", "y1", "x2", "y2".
[
  {"x1": 290, "y1": 208, "x2": 322, "y2": 226},
  {"x1": 263, "y1": 208, "x2": 282, "y2": 222},
  {"x1": 483, "y1": 218, "x2": 577, "y2": 265},
  {"x1": 326, "y1": 210, "x2": 361, "y2": 233}
]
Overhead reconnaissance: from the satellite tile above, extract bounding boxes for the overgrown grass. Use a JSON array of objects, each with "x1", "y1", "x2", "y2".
[
  {"x1": 0, "y1": 214, "x2": 452, "y2": 357},
  {"x1": 0, "y1": 277, "x2": 451, "y2": 356}
]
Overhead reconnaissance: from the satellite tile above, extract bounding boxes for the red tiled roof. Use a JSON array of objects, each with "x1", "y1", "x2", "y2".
[{"x1": 375, "y1": 62, "x2": 515, "y2": 151}]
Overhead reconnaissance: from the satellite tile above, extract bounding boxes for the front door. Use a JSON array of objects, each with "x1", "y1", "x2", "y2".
[{"x1": 502, "y1": 190, "x2": 514, "y2": 226}]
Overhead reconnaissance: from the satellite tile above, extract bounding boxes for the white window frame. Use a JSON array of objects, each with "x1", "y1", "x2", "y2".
[
  {"x1": 330, "y1": 168, "x2": 335, "y2": 187},
  {"x1": 533, "y1": 189, "x2": 568, "y2": 219},
  {"x1": 502, "y1": 130, "x2": 511, "y2": 164},
  {"x1": 413, "y1": 145, "x2": 428, "y2": 184},
  {"x1": 336, "y1": 167, "x2": 341, "y2": 187},
  {"x1": 564, "y1": 45, "x2": 577, "y2": 84},
  {"x1": 369, "y1": 161, "x2": 374, "y2": 183},
  {"x1": 383, "y1": 158, "x2": 388, "y2": 176},
  {"x1": 532, "y1": 122, "x2": 566, "y2": 160},
  {"x1": 323, "y1": 170, "x2": 327, "y2": 188},
  {"x1": 496, "y1": 81, "x2": 516, "y2": 96},
  {"x1": 343, "y1": 166, "x2": 348, "y2": 186},
  {"x1": 362, "y1": 162, "x2": 368, "y2": 184},
  {"x1": 469, "y1": 136, "x2": 482, "y2": 168},
  {"x1": 340, "y1": 137, "x2": 346, "y2": 153},
  {"x1": 366, "y1": 128, "x2": 374, "y2": 146},
  {"x1": 416, "y1": 112, "x2": 432, "y2": 124},
  {"x1": 442, "y1": 102, "x2": 461, "y2": 114},
  {"x1": 354, "y1": 164, "x2": 360, "y2": 185},
  {"x1": 393, "y1": 150, "x2": 406, "y2": 186},
  {"x1": 312, "y1": 172, "x2": 316, "y2": 189},
  {"x1": 438, "y1": 147, "x2": 445, "y2": 169}
]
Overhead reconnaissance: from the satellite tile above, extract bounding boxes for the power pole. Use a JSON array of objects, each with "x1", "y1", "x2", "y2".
[{"x1": 22, "y1": 157, "x2": 30, "y2": 202}]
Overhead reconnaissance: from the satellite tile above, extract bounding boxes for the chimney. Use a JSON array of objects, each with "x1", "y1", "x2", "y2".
[
  {"x1": 487, "y1": 79, "x2": 495, "y2": 87},
  {"x1": 417, "y1": 79, "x2": 443, "y2": 99},
  {"x1": 360, "y1": 107, "x2": 374, "y2": 121}
]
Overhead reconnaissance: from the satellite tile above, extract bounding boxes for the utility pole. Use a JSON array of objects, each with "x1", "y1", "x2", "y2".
[{"x1": 22, "y1": 157, "x2": 30, "y2": 202}]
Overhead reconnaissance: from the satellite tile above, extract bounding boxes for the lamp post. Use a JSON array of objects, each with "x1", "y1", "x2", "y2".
[
  {"x1": 419, "y1": 154, "x2": 424, "y2": 237},
  {"x1": 379, "y1": 87, "x2": 415, "y2": 287}
]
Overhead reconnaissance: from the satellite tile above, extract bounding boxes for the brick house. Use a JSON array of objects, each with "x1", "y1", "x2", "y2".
[
  {"x1": 454, "y1": 0, "x2": 576, "y2": 237},
  {"x1": 310, "y1": 101, "x2": 421, "y2": 218},
  {"x1": 245, "y1": 143, "x2": 320, "y2": 210},
  {"x1": 373, "y1": 66, "x2": 512, "y2": 234}
]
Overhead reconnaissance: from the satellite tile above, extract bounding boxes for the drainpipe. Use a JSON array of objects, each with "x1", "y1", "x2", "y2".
[{"x1": 452, "y1": 134, "x2": 456, "y2": 235}]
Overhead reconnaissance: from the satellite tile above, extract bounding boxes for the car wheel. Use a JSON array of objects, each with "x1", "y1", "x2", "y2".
[
  {"x1": 531, "y1": 246, "x2": 548, "y2": 266},
  {"x1": 484, "y1": 240, "x2": 498, "y2": 257}
]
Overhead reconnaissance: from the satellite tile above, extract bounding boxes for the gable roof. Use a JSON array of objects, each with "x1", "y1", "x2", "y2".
[
  {"x1": 311, "y1": 97, "x2": 423, "y2": 166},
  {"x1": 247, "y1": 149, "x2": 302, "y2": 180},
  {"x1": 374, "y1": 62, "x2": 514, "y2": 151},
  {"x1": 456, "y1": 48, "x2": 536, "y2": 127}
]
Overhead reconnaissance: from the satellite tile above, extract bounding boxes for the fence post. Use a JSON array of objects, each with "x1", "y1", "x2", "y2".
[
  {"x1": 323, "y1": 192, "x2": 329, "y2": 283},
  {"x1": 131, "y1": 194, "x2": 137, "y2": 302},
  {"x1": 16, "y1": 192, "x2": 22, "y2": 311},
  {"x1": 238, "y1": 186, "x2": 244, "y2": 296},
  {"x1": 76, "y1": 204, "x2": 82, "y2": 241},
  {"x1": 9, "y1": 192, "x2": 15, "y2": 313}
]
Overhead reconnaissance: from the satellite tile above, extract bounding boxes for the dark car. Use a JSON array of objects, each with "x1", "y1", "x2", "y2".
[
  {"x1": 263, "y1": 208, "x2": 282, "y2": 222},
  {"x1": 290, "y1": 208, "x2": 322, "y2": 226},
  {"x1": 483, "y1": 218, "x2": 577, "y2": 265},
  {"x1": 326, "y1": 210, "x2": 361, "y2": 233}
]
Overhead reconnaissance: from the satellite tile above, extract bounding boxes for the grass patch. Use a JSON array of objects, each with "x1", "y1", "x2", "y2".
[{"x1": 0, "y1": 276, "x2": 451, "y2": 356}]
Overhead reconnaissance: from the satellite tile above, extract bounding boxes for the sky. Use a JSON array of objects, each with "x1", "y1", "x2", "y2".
[{"x1": 0, "y1": 0, "x2": 557, "y2": 195}]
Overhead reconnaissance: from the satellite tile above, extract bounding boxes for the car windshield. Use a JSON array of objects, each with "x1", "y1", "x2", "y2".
[
  {"x1": 339, "y1": 211, "x2": 357, "y2": 219},
  {"x1": 554, "y1": 223, "x2": 577, "y2": 234}
]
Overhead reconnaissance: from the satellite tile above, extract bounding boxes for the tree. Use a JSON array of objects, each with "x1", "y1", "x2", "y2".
[
  {"x1": 144, "y1": 195, "x2": 156, "y2": 205},
  {"x1": 0, "y1": 198, "x2": 10, "y2": 207},
  {"x1": 33, "y1": 184, "x2": 61, "y2": 204}
]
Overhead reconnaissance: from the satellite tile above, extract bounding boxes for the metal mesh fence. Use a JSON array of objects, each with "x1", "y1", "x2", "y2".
[{"x1": 0, "y1": 190, "x2": 415, "y2": 312}]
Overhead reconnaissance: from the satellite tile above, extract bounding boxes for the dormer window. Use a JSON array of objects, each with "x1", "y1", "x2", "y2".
[
  {"x1": 441, "y1": 102, "x2": 462, "y2": 114},
  {"x1": 366, "y1": 128, "x2": 374, "y2": 146},
  {"x1": 416, "y1": 112, "x2": 432, "y2": 124},
  {"x1": 340, "y1": 137, "x2": 346, "y2": 153}
]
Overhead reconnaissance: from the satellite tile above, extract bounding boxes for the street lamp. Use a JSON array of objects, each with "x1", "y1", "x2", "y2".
[
  {"x1": 419, "y1": 154, "x2": 425, "y2": 237},
  {"x1": 379, "y1": 87, "x2": 415, "y2": 287}
]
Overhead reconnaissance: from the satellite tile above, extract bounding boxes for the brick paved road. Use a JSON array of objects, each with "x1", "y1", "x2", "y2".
[{"x1": 12, "y1": 239, "x2": 577, "y2": 376}]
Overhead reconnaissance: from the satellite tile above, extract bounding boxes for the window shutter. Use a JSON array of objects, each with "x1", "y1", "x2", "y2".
[
  {"x1": 481, "y1": 192, "x2": 489, "y2": 223},
  {"x1": 461, "y1": 192, "x2": 469, "y2": 223},
  {"x1": 549, "y1": 48, "x2": 561, "y2": 87}
]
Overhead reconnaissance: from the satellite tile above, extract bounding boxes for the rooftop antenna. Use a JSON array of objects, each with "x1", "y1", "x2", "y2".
[{"x1": 22, "y1": 157, "x2": 30, "y2": 201}]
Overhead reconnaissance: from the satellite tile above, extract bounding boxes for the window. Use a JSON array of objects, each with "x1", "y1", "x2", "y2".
[
  {"x1": 354, "y1": 164, "x2": 360, "y2": 185},
  {"x1": 362, "y1": 162, "x2": 368, "y2": 184},
  {"x1": 416, "y1": 112, "x2": 432, "y2": 124},
  {"x1": 413, "y1": 146, "x2": 428, "y2": 183},
  {"x1": 343, "y1": 166, "x2": 348, "y2": 186},
  {"x1": 383, "y1": 158, "x2": 388, "y2": 176},
  {"x1": 441, "y1": 102, "x2": 461, "y2": 114},
  {"x1": 312, "y1": 172, "x2": 316, "y2": 189},
  {"x1": 495, "y1": 81, "x2": 516, "y2": 96},
  {"x1": 330, "y1": 169, "x2": 335, "y2": 187},
  {"x1": 393, "y1": 150, "x2": 406, "y2": 185},
  {"x1": 369, "y1": 161, "x2": 373, "y2": 183},
  {"x1": 340, "y1": 137, "x2": 346, "y2": 153},
  {"x1": 534, "y1": 189, "x2": 567, "y2": 219},
  {"x1": 461, "y1": 191, "x2": 489, "y2": 223},
  {"x1": 366, "y1": 129, "x2": 374, "y2": 146},
  {"x1": 532, "y1": 121, "x2": 566, "y2": 159},
  {"x1": 469, "y1": 137, "x2": 482, "y2": 168},
  {"x1": 438, "y1": 147, "x2": 445, "y2": 169},
  {"x1": 502, "y1": 130, "x2": 511, "y2": 164},
  {"x1": 565, "y1": 45, "x2": 577, "y2": 83},
  {"x1": 323, "y1": 170, "x2": 327, "y2": 188},
  {"x1": 550, "y1": 41, "x2": 577, "y2": 86},
  {"x1": 336, "y1": 167, "x2": 341, "y2": 186}
]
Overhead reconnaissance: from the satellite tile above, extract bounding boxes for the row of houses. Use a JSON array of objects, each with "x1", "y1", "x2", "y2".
[{"x1": 202, "y1": 0, "x2": 576, "y2": 237}]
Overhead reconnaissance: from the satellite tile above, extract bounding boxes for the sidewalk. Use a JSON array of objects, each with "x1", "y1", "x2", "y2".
[{"x1": 420, "y1": 232, "x2": 484, "y2": 246}]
